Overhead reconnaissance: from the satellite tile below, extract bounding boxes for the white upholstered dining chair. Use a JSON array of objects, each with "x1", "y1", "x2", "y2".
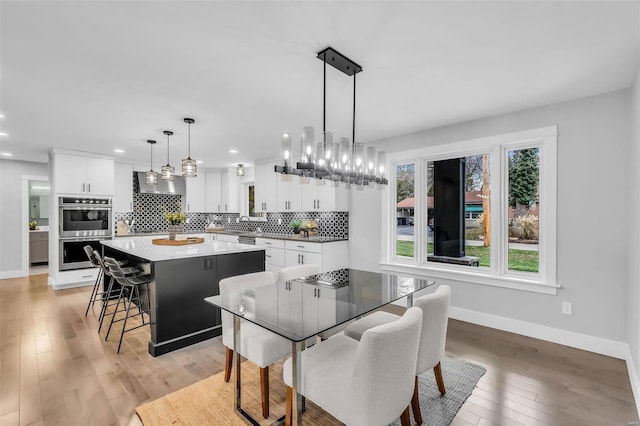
[
  {"x1": 343, "y1": 284, "x2": 451, "y2": 425},
  {"x1": 219, "y1": 271, "x2": 291, "y2": 418},
  {"x1": 282, "y1": 307, "x2": 423, "y2": 426}
]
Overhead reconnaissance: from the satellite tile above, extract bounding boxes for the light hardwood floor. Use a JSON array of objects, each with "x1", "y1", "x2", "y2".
[{"x1": 1, "y1": 273, "x2": 637, "y2": 425}]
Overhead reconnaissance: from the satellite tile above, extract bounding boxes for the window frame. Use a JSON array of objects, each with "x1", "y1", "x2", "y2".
[{"x1": 381, "y1": 126, "x2": 558, "y2": 295}]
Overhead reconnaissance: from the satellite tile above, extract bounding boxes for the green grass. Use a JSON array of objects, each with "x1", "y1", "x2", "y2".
[{"x1": 395, "y1": 241, "x2": 539, "y2": 272}]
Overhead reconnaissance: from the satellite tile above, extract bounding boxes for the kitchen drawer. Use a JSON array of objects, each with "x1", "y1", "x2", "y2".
[
  {"x1": 255, "y1": 237, "x2": 285, "y2": 249},
  {"x1": 285, "y1": 240, "x2": 322, "y2": 254},
  {"x1": 29, "y1": 231, "x2": 49, "y2": 241},
  {"x1": 264, "y1": 247, "x2": 285, "y2": 266},
  {"x1": 285, "y1": 250, "x2": 322, "y2": 267}
]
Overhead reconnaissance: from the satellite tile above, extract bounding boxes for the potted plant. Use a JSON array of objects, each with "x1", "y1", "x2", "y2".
[
  {"x1": 162, "y1": 206, "x2": 186, "y2": 240},
  {"x1": 290, "y1": 220, "x2": 302, "y2": 234},
  {"x1": 28, "y1": 220, "x2": 37, "y2": 230}
]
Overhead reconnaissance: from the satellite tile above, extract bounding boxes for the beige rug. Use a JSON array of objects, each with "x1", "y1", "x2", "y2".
[
  {"x1": 136, "y1": 360, "x2": 338, "y2": 425},
  {"x1": 136, "y1": 356, "x2": 484, "y2": 425}
]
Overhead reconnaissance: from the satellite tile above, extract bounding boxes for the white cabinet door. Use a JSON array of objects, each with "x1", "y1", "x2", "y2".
[
  {"x1": 255, "y1": 162, "x2": 278, "y2": 213},
  {"x1": 316, "y1": 286, "x2": 338, "y2": 331},
  {"x1": 185, "y1": 174, "x2": 206, "y2": 212},
  {"x1": 317, "y1": 182, "x2": 349, "y2": 211},
  {"x1": 277, "y1": 174, "x2": 301, "y2": 212},
  {"x1": 220, "y1": 171, "x2": 240, "y2": 213},
  {"x1": 54, "y1": 153, "x2": 114, "y2": 196},
  {"x1": 54, "y1": 154, "x2": 86, "y2": 194},
  {"x1": 205, "y1": 172, "x2": 222, "y2": 212},
  {"x1": 113, "y1": 163, "x2": 133, "y2": 211},
  {"x1": 302, "y1": 284, "x2": 319, "y2": 336},
  {"x1": 277, "y1": 281, "x2": 303, "y2": 335},
  {"x1": 85, "y1": 157, "x2": 114, "y2": 196},
  {"x1": 300, "y1": 181, "x2": 318, "y2": 211}
]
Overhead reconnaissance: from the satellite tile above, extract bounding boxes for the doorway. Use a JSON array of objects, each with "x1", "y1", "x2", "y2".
[{"x1": 28, "y1": 179, "x2": 49, "y2": 275}]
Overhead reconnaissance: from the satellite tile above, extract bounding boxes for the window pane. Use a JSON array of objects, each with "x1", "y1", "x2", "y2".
[
  {"x1": 426, "y1": 154, "x2": 490, "y2": 268},
  {"x1": 396, "y1": 163, "x2": 415, "y2": 258},
  {"x1": 507, "y1": 147, "x2": 539, "y2": 272}
]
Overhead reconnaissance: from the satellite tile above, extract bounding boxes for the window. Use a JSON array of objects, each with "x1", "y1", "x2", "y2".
[{"x1": 384, "y1": 126, "x2": 558, "y2": 294}]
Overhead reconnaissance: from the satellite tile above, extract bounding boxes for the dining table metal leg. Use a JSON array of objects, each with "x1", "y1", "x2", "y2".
[
  {"x1": 233, "y1": 315, "x2": 242, "y2": 415},
  {"x1": 291, "y1": 340, "x2": 303, "y2": 426}
]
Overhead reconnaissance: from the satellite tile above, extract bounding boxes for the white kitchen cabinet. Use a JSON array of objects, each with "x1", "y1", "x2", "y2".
[
  {"x1": 277, "y1": 174, "x2": 301, "y2": 212},
  {"x1": 302, "y1": 284, "x2": 348, "y2": 333},
  {"x1": 185, "y1": 174, "x2": 206, "y2": 212},
  {"x1": 113, "y1": 163, "x2": 133, "y2": 211},
  {"x1": 205, "y1": 172, "x2": 222, "y2": 212},
  {"x1": 254, "y1": 162, "x2": 278, "y2": 213},
  {"x1": 53, "y1": 152, "x2": 114, "y2": 196},
  {"x1": 284, "y1": 240, "x2": 348, "y2": 272},
  {"x1": 221, "y1": 170, "x2": 240, "y2": 212},
  {"x1": 301, "y1": 180, "x2": 349, "y2": 211},
  {"x1": 256, "y1": 237, "x2": 284, "y2": 273}
]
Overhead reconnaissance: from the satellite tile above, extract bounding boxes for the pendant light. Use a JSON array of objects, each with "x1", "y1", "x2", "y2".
[
  {"x1": 236, "y1": 164, "x2": 245, "y2": 176},
  {"x1": 274, "y1": 46, "x2": 387, "y2": 188},
  {"x1": 145, "y1": 140, "x2": 158, "y2": 185},
  {"x1": 181, "y1": 117, "x2": 197, "y2": 177},
  {"x1": 161, "y1": 130, "x2": 175, "y2": 181}
]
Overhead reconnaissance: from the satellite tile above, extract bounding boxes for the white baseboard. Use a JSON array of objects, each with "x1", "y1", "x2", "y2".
[
  {"x1": 0, "y1": 270, "x2": 26, "y2": 279},
  {"x1": 624, "y1": 347, "x2": 640, "y2": 420},
  {"x1": 449, "y1": 306, "x2": 627, "y2": 359}
]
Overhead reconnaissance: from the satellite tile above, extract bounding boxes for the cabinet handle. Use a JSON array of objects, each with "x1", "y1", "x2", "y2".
[
  {"x1": 313, "y1": 200, "x2": 316, "y2": 209},
  {"x1": 296, "y1": 245, "x2": 305, "y2": 248},
  {"x1": 81, "y1": 274, "x2": 92, "y2": 278},
  {"x1": 265, "y1": 242, "x2": 271, "y2": 245},
  {"x1": 82, "y1": 183, "x2": 86, "y2": 193},
  {"x1": 301, "y1": 254, "x2": 304, "y2": 264},
  {"x1": 218, "y1": 204, "x2": 220, "y2": 211},
  {"x1": 265, "y1": 255, "x2": 272, "y2": 258},
  {"x1": 188, "y1": 203, "x2": 190, "y2": 211},
  {"x1": 317, "y1": 199, "x2": 320, "y2": 209},
  {"x1": 87, "y1": 183, "x2": 91, "y2": 193}
]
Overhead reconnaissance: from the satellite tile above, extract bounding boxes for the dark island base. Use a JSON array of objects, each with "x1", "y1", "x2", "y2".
[
  {"x1": 102, "y1": 246, "x2": 265, "y2": 357},
  {"x1": 148, "y1": 326, "x2": 221, "y2": 356}
]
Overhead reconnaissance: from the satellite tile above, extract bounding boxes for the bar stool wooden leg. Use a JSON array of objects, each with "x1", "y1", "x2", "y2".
[{"x1": 285, "y1": 387, "x2": 292, "y2": 426}]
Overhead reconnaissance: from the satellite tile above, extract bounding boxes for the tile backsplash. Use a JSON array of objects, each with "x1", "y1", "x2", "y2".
[{"x1": 114, "y1": 194, "x2": 348, "y2": 239}]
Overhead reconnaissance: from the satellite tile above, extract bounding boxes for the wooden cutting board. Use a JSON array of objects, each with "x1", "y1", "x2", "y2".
[{"x1": 152, "y1": 237, "x2": 205, "y2": 246}]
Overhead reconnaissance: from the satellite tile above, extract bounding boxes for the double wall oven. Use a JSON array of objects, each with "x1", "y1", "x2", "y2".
[{"x1": 59, "y1": 197, "x2": 112, "y2": 271}]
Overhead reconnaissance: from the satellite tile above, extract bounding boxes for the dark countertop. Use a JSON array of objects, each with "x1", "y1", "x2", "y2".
[{"x1": 117, "y1": 230, "x2": 348, "y2": 242}]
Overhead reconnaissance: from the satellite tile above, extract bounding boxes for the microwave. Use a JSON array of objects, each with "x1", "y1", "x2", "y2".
[{"x1": 59, "y1": 197, "x2": 113, "y2": 238}]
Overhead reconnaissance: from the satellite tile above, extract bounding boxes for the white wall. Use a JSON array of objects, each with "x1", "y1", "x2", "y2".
[
  {"x1": 350, "y1": 89, "x2": 631, "y2": 344},
  {"x1": 628, "y1": 67, "x2": 640, "y2": 393},
  {"x1": 0, "y1": 159, "x2": 49, "y2": 275}
]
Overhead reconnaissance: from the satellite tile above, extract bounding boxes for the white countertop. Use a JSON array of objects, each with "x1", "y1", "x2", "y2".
[{"x1": 101, "y1": 234, "x2": 264, "y2": 262}]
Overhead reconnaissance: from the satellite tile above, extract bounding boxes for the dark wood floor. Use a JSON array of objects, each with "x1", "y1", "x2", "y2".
[{"x1": 0, "y1": 273, "x2": 637, "y2": 425}]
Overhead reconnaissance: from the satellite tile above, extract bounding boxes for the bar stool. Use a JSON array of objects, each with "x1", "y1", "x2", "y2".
[
  {"x1": 93, "y1": 251, "x2": 141, "y2": 333},
  {"x1": 103, "y1": 256, "x2": 152, "y2": 353},
  {"x1": 83, "y1": 246, "x2": 134, "y2": 321}
]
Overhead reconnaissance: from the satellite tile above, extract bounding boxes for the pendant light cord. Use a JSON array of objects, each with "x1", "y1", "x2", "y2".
[
  {"x1": 187, "y1": 122, "x2": 191, "y2": 158},
  {"x1": 166, "y1": 133, "x2": 170, "y2": 163},
  {"x1": 323, "y1": 51, "x2": 327, "y2": 151},
  {"x1": 352, "y1": 71, "x2": 356, "y2": 160}
]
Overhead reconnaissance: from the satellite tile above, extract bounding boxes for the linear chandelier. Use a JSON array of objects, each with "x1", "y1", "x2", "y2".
[{"x1": 274, "y1": 47, "x2": 387, "y2": 189}]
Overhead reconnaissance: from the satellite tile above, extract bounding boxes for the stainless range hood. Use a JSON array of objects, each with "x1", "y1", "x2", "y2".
[{"x1": 134, "y1": 172, "x2": 186, "y2": 195}]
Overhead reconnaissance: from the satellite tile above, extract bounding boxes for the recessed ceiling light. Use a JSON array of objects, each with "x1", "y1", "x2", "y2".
[
  {"x1": 229, "y1": 149, "x2": 238, "y2": 154},
  {"x1": 114, "y1": 148, "x2": 125, "y2": 153},
  {"x1": 0, "y1": 132, "x2": 7, "y2": 136},
  {"x1": 0, "y1": 114, "x2": 4, "y2": 118},
  {"x1": 1, "y1": 152, "x2": 13, "y2": 156},
  {"x1": 196, "y1": 160, "x2": 203, "y2": 164}
]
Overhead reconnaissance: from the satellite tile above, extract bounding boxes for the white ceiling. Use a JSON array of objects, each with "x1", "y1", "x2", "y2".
[{"x1": 1, "y1": 1, "x2": 638, "y2": 170}]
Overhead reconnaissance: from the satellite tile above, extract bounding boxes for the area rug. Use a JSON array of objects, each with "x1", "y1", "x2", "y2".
[{"x1": 136, "y1": 355, "x2": 485, "y2": 425}]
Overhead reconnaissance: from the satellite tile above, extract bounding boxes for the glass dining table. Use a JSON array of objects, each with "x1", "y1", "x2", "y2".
[{"x1": 204, "y1": 268, "x2": 435, "y2": 425}]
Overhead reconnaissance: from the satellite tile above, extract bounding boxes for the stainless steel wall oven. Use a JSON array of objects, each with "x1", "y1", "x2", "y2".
[
  {"x1": 59, "y1": 197, "x2": 112, "y2": 238},
  {"x1": 59, "y1": 237, "x2": 110, "y2": 271},
  {"x1": 58, "y1": 197, "x2": 112, "y2": 271}
]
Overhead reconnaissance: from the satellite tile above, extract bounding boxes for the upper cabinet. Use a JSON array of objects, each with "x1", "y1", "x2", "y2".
[
  {"x1": 221, "y1": 170, "x2": 240, "y2": 212},
  {"x1": 53, "y1": 152, "x2": 114, "y2": 196},
  {"x1": 205, "y1": 172, "x2": 222, "y2": 212},
  {"x1": 113, "y1": 163, "x2": 133, "y2": 211},
  {"x1": 255, "y1": 162, "x2": 278, "y2": 213},
  {"x1": 185, "y1": 174, "x2": 206, "y2": 212},
  {"x1": 277, "y1": 174, "x2": 301, "y2": 212}
]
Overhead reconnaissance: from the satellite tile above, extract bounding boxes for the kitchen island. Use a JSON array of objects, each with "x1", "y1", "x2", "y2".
[{"x1": 101, "y1": 235, "x2": 265, "y2": 356}]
